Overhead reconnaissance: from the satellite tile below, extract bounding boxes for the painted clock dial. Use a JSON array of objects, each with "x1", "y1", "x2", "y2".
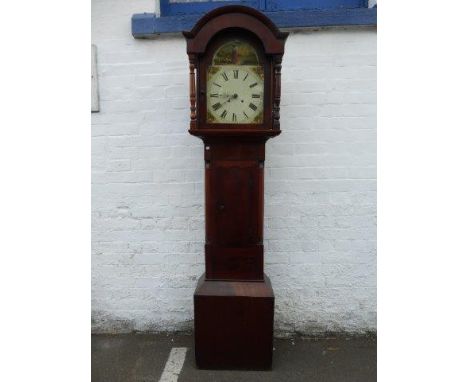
[{"x1": 206, "y1": 40, "x2": 264, "y2": 124}]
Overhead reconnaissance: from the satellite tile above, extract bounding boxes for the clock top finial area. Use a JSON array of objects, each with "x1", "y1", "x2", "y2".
[{"x1": 183, "y1": 6, "x2": 288, "y2": 55}]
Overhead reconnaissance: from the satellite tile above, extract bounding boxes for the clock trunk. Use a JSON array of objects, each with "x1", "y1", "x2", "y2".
[{"x1": 204, "y1": 139, "x2": 265, "y2": 281}]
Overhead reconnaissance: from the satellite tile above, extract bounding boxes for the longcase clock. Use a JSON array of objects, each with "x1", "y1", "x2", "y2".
[{"x1": 183, "y1": 6, "x2": 287, "y2": 370}]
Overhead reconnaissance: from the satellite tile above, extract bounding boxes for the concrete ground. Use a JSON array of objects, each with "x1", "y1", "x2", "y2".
[{"x1": 92, "y1": 333, "x2": 376, "y2": 382}]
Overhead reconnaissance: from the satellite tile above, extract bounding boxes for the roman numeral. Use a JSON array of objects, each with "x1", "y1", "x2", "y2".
[
  {"x1": 232, "y1": 113, "x2": 237, "y2": 122},
  {"x1": 210, "y1": 93, "x2": 219, "y2": 98},
  {"x1": 213, "y1": 82, "x2": 221, "y2": 88},
  {"x1": 243, "y1": 111, "x2": 249, "y2": 119},
  {"x1": 243, "y1": 73, "x2": 249, "y2": 81},
  {"x1": 212, "y1": 102, "x2": 222, "y2": 111},
  {"x1": 221, "y1": 72, "x2": 228, "y2": 81},
  {"x1": 252, "y1": 94, "x2": 260, "y2": 98},
  {"x1": 220, "y1": 110, "x2": 227, "y2": 119},
  {"x1": 249, "y1": 82, "x2": 258, "y2": 88},
  {"x1": 249, "y1": 103, "x2": 257, "y2": 111},
  {"x1": 233, "y1": 70, "x2": 238, "y2": 79}
]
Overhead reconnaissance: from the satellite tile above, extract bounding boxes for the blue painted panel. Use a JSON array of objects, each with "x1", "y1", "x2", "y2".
[
  {"x1": 267, "y1": 7, "x2": 376, "y2": 28},
  {"x1": 132, "y1": 13, "x2": 156, "y2": 36},
  {"x1": 160, "y1": 0, "x2": 367, "y2": 16},
  {"x1": 132, "y1": 7, "x2": 377, "y2": 37},
  {"x1": 266, "y1": 0, "x2": 366, "y2": 11},
  {"x1": 161, "y1": 0, "x2": 263, "y2": 16}
]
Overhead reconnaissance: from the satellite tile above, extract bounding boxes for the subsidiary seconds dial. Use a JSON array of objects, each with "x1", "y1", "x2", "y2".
[{"x1": 207, "y1": 65, "x2": 264, "y2": 124}]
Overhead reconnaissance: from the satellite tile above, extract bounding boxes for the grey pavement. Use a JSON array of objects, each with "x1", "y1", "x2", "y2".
[{"x1": 92, "y1": 333, "x2": 376, "y2": 382}]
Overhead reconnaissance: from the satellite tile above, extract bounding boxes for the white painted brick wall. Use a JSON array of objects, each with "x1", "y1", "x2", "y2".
[{"x1": 92, "y1": 0, "x2": 376, "y2": 335}]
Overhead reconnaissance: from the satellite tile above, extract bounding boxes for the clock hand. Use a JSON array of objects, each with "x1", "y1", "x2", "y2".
[{"x1": 219, "y1": 93, "x2": 238, "y2": 107}]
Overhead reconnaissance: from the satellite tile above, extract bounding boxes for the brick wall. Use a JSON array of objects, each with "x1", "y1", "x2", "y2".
[{"x1": 92, "y1": 0, "x2": 376, "y2": 335}]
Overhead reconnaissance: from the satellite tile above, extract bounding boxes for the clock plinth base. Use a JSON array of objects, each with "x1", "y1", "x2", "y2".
[{"x1": 194, "y1": 273, "x2": 274, "y2": 370}]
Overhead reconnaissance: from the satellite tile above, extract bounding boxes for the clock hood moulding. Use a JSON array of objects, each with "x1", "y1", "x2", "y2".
[{"x1": 183, "y1": 6, "x2": 288, "y2": 56}]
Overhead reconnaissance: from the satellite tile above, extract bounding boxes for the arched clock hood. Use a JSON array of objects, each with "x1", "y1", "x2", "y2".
[
  {"x1": 184, "y1": 6, "x2": 288, "y2": 136},
  {"x1": 183, "y1": 5, "x2": 288, "y2": 55}
]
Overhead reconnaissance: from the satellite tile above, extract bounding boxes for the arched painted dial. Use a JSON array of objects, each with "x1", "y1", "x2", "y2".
[{"x1": 207, "y1": 65, "x2": 264, "y2": 124}]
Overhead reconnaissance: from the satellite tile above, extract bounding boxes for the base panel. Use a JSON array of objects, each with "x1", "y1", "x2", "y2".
[{"x1": 194, "y1": 273, "x2": 274, "y2": 370}]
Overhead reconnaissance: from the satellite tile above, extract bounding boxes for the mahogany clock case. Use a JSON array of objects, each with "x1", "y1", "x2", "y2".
[{"x1": 184, "y1": 6, "x2": 288, "y2": 370}]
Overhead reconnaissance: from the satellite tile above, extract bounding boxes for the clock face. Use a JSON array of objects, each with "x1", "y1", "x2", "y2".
[
  {"x1": 207, "y1": 66, "x2": 264, "y2": 124},
  {"x1": 206, "y1": 40, "x2": 264, "y2": 124}
]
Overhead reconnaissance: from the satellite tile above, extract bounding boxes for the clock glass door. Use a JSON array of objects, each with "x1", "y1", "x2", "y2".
[{"x1": 207, "y1": 39, "x2": 264, "y2": 124}]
